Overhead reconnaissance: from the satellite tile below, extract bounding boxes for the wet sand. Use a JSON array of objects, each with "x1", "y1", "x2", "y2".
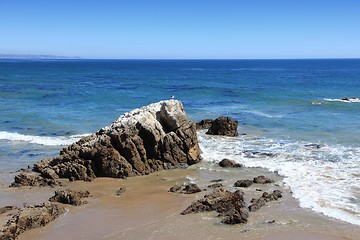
[{"x1": 1, "y1": 162, "x2": 359, "y2": 240}]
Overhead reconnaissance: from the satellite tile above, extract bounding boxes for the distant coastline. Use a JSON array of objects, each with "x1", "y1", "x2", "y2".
[{"x1": 0, "y1": 54, "x2": 81, "y2": 60}]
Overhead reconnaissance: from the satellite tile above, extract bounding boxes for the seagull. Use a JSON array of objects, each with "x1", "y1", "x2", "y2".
[{"x1": 170, "y1": 95, "x2": 175, "y2": 99}]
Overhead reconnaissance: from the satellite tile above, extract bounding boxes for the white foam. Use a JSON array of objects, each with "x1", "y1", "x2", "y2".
[
  {"x1": 0, "y1": 131, "x2": 89, "y2": 146},
  {"x1": 197, "y1": 131, "x2": 360, "y2": 225},
  {"x1": 324, "y1": 98, "x2": 360, "y2": 103}
]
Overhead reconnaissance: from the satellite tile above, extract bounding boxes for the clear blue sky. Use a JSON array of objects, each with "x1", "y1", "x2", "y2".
[{"x1": 0, "y1": 0, "x2": 359, "y2": 59}]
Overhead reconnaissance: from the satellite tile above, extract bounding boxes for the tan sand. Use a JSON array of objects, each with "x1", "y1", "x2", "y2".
[{"x1": 0, "y1": 163, "x2": 358, "y2": 240}]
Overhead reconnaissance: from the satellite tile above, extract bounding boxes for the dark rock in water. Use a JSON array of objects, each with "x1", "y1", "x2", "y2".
[
  {"x1": 219, "y1": 158, "x2": 243, "y2": 168},
  {"x1": 9, "y1": 172, "x2": 57, "y2": 187},
  {"x1": 208, "y1": 183, "x2": 223, "y2": 188},
  {"x1": 181, "y1": 188, "x2": 248, "y2": 224},
  {"x1": 49, "y1": 189, "x2": 91, "y2": 206},
  {"x1": 169, "y1": 183, "x2": 201, "y2": 194},
  {"x1": 243, "y1": 150, "x2": 277, "y2": 158},
  {"x1": 206, "y1": 116, "x2": 238, "y2": 137},
  {"x1": 304, "y1": 143, "x2": 321, "y2": 149},
  {"x1": 11, "y1": 100, "x2": 202, "y2": 186},
  {"x1": 234, "y1": 179, "x2": 253, "y2": 188},
  {"x1": 253, "y1": 175, "x2": 274, "y2": 184},
  {"x1": 249, "y1": 190, "x2": 282, "y2": 212},
  {"x1": 0, "y1": 203, "x2": 65, "y2": 240},
  {"x1": 210, "y1": 179, "x2": 223, "y2": 183},
  {"x1": 196, "y1": 119, "x2": 213, "y2": 130}
]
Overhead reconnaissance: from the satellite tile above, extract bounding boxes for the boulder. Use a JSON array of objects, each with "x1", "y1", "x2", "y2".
[
  {"x1": 11, "y1": 100, "x2": 202, "y2": 186},
  {"x1": 181, "y1": 188, "x2": 248, "y2": 224},
  {"x1": 0, "y1": 203, "x2": 65, "y2": 240},
  {"x1": 219, "y1": 158, "x2": 243, "y2": 168},
  {"x1": 206, "y1": 116, "x2": 238, "y2": 137}
]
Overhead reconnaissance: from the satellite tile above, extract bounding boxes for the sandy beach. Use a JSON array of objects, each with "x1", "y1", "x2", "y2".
[{"x1": 0, "y1": 161, "x2": 357, "y2": 240}]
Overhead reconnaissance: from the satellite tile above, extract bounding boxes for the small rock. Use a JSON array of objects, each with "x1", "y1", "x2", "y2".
[
  {"x1": 0, "y1": 206, "x2": 18, "y2": 215},
  {"x1": 253, "y1": 175, "x2": 274, "y2": 184},
  {"x1": 115, "y1": 187, "x2": 126, "y2": 196},
  {"x1": 208, "y1": 183, "x2": 223, "y2": 188},
  {"x1": 219, "y1": 158, "x2": 243, "y2": 168},
  {"x1": 210, "y1": 179, "x2": 223, "y2": 183},
  {"x1": 169, "y1": 183, "x2": 201, "y2": 194},
  {"x1": 249, "y1": 190, "x2": 282, "y2": 212},
  {"x1": 196, "y1": 119, "x2": 213, "y2": 129},
  {"x1": 234, "y1": 180, "x2": 253, "y2": 188}
]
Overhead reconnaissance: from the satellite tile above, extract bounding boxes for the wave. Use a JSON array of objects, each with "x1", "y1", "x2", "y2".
[
  {"x1": 197, "y1": 131, "x2": 360, "y2": 226},
  {"x1": 0, "y1": 131, "x2": 89, "y2": 146},
  {"x1": 324, "y1": 98, "x2": 360, "y2": 103}
]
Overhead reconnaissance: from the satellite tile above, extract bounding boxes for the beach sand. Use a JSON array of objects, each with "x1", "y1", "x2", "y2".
[{"x1": 1, "y1": 162, "x2": 358, "y2": 240}]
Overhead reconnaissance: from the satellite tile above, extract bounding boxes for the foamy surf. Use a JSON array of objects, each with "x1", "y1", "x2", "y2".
[
  {"x1": 0, "y1": 131, "x2": 89, "y2": 146},
  {"x1": 324, "y1": 98, "x2": 360, "y2": 103},
  {"x1": 197, "y1": 131, "x2": 360, "y2": 226}
]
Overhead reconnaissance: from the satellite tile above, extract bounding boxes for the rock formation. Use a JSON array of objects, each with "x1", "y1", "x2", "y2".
[
  {"x1": 169, "y1": 183, "x2": 202, "y2": 194},
  {"x1": 49, "y1": 189, "x2": 91, "y2": 206},
  {"x1": 0, "y1": 203, "x2": 65, "y2": 240},
  {"x1": 181, "y1": 188, "x2": 249, "y2": 224},
  {"x1": 11, "y1": 100, "x2": 202, "y2": 186},
  {"x1": 205, "y1": 116, "x2": 238, "y2": 137},
  {"x1": 219, "y1": 158, "x2": 243, "y2": 168}
]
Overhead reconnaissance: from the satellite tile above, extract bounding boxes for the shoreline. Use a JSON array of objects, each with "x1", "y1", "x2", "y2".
[{"x1": 1, "y1": 161, "x2": 358, "y2": 239}]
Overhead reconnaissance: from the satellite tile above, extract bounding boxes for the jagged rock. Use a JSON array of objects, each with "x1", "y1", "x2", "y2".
[
  {"x1": 9, "y1": 172, "x2": 57, "y2": 187},
  {"x1": 0, "y1": 203, "x2": 65, "y2": 240},
  {"x1": 234, "y1": 179, "x2": 253, "y2": 188},
  {"x1": 253, "y1": 175, "x2": 274, "y2": 184},
  {"x1": 249, "y1": 190, "x2": 282, "y2": 212},
  {"x1": 219, "y1": 158, "x2": 243, "y2": 168},
  {"x1": 0, "y1": 206, "x2": 18, "y2": 215},
  {"x1": 169, "y1": 183, "x2": 201, "y2": 194},
  {"x1": 181, "y1": 188, "x2": 248, "y2": 224},
  {"x1": 206, "y1": 116, "x2": 238, "y2": 137},
  {"x1": 196, "y1": 119, "x2": 213, "y2": 129},
  {"x1": 49, "y1": 189, "x2": 90, "y2": 206},
  {"x1": 11, "y1": 100, "x2": 202, "y2": 186}
]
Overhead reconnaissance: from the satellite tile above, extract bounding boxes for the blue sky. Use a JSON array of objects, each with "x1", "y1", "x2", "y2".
[{"x1": 0, "y1": 0, "x2": 359, "y2": 59}]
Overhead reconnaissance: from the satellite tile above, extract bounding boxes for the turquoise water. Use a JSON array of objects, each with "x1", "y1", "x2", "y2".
[{"x1": 1, "y1": 59, "x2": 360, "y2": 224}]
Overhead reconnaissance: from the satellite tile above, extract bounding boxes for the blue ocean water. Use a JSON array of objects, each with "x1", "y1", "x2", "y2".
[{"x1": 1, "y1": 59, "x2": 360, "y2": 224}]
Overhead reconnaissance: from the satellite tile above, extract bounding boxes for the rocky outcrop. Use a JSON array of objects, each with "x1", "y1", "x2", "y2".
[
  {"x1": 0, "y1": 203, "x2": 65, "y2": 240},
  {"x1": 196, "y1": 119, "x2": 213, "y2": 129},
  {"x1": 253, "y1": 175, "x2": 274, "y2": 184},
  {"x1": 205, "y1": 116, "x2": 238, "y2": 137},
  {"x1": 49, "y1": 189, "x2": 91, "y2": 206},
  {"x1": 181, "y1": 188, "x2": 248, "y2": 224},
  {"x1": 249, "y1": 190, "x2": 282, "y2": 212},
  {"x1": 11, "y1": 100, "x2": 202, "y2": 186},
  {"x1": 234, "y1": 179, "x2": 253, "y2": 188}
]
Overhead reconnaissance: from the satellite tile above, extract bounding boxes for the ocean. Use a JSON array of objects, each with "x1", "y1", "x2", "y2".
[{"x1": 0, "y1": 59, "x2": 359, "y2": 225}]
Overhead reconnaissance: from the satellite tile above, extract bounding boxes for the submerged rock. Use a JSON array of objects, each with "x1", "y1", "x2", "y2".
[
  {"x1": 234, "y1": 179, "x2": 253, "y2": 188},
  {"x1": 205, "y1": 116, "x2": 238, "y2": 137},
  {"x1": 11, "y1": 100, "x2": 202, "y2": 186},
  {"x1": 0, "y1": 203, "x2": 65, "y2": 240}
]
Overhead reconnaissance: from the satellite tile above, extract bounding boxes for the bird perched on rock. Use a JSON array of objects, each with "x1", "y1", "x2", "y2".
[{"x1": 170, "y1": 95, "x2": 175, "y2": 99}]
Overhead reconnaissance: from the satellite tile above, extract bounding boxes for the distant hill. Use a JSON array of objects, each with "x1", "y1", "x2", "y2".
[{"x1": 0, "y1": 54, "x2": 81, "y2": 59}]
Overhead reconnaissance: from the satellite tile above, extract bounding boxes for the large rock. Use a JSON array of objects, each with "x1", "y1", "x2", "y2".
[
  {"x1": 205, "y1": 116, "x2": 238, "y2": 137},
  {"x1": 0, "y1": 203, "x2": 65, "y2": 240},
  {"x1": 49, "y1": 189, "x2": 91, "y2": 206},
  {"x1": 12, "y1": 100, "x2": 202, "y2": 186}
]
